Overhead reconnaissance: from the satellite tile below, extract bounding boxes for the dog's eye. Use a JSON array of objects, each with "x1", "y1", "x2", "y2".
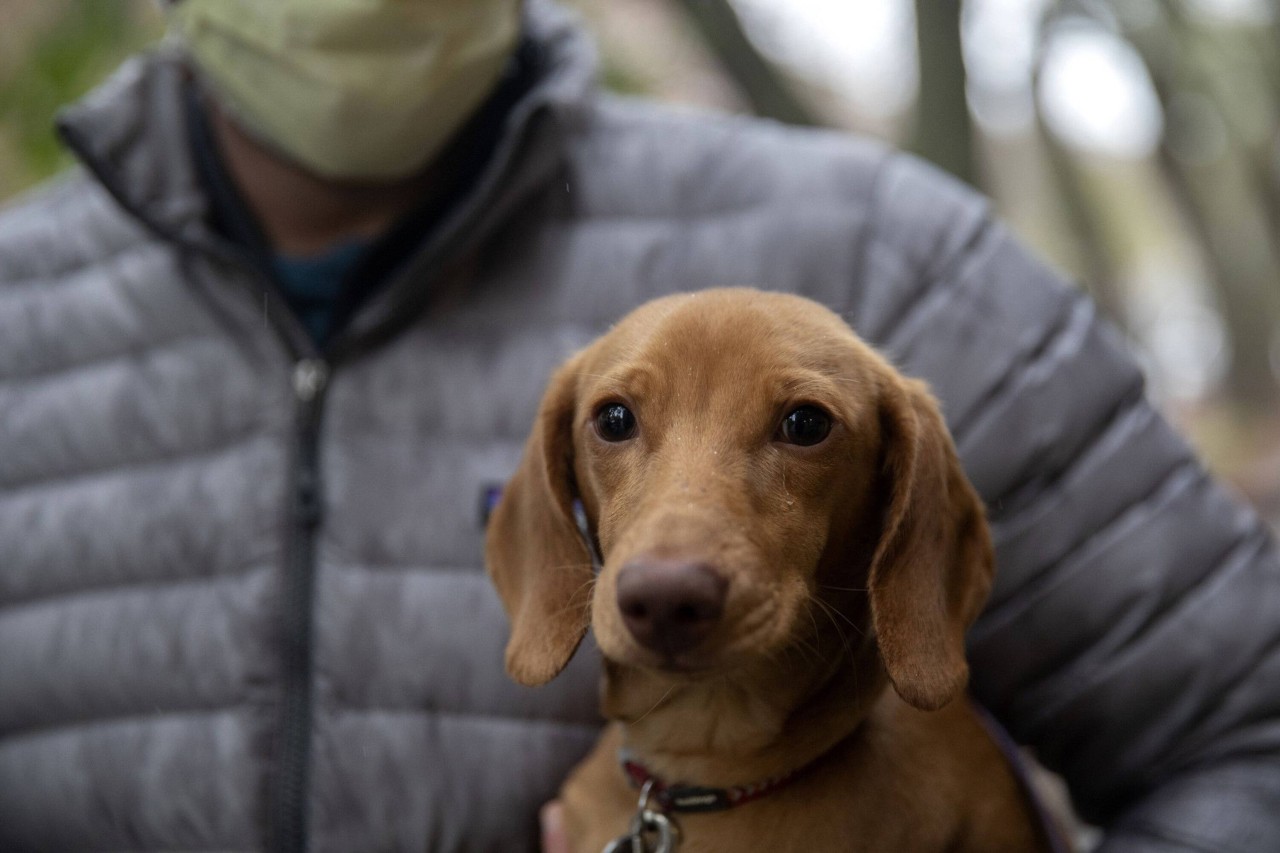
[
  {"x1": 595, "y1": 403, "x2": 637, "y2": 442},
  {"x1": 779, "y1": 406, "x2": 832, "y2": 446}
]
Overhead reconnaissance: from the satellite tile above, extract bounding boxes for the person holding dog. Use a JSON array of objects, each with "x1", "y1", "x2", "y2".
[{"x1": 0, "y1": 0, "x2": 1276, "y2": 850}]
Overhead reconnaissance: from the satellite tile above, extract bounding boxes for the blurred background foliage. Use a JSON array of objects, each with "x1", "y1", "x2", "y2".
[
  {"x1": 0, "y1": 1, "x2": 160, "y2": 192},
  {"x1": 1, "y1": 0, "x2": 1277, "y2": 527}
]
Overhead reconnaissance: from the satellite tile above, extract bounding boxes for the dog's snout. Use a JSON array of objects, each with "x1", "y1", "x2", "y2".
[{"x1": 616, "y1": 559, "x2": 727, "y2": 658}]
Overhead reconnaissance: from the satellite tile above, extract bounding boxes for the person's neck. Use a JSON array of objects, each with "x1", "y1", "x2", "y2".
[
  {"x1": 600, "y1": 615, "x2": 887, "y2": 789},
  {"x1": 208, "y1": 105, "x2": 437, "y2": 256}
]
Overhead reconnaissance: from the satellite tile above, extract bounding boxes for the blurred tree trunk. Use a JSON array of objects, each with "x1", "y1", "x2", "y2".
[
  {"x1": 1157, "y1": 148, "x2": 1280, "y2": 412},
  {"x1": 1031, "y1": 42, "x2": 1127, "y2": 329},
  {"x1": 674, "y1": 0, "x2": 820, "y2": 126},
  {"x1": 912, "y1": 0, "x2": 975, "y2": 185},
  {"x1": 1156, "y1": 0, "x2": 1280, "y2": 260},
  {"x1": 1035, "y1": 119, "x2": 1127, "y2": 328},
  {"x1": 1126, "y1": 9, "x2": 1280, "y2": 413}
]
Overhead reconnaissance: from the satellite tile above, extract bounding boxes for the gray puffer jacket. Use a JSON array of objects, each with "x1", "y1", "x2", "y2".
[{"x1": 2, "y1": 2, "x2": 1278, "y2": 851}]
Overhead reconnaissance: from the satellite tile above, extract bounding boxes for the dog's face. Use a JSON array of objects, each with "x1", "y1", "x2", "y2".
[
  {"x1": 487, "y1": 289, "x2": 992, "y2": 712},
  {"x1": 574, "y1": 294, "x2": 885, "y2": 677}
]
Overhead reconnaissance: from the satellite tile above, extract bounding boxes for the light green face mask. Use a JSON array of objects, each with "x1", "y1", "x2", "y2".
[{"x1": 169, "y1": 0, "x2": 522, "y2": 181}]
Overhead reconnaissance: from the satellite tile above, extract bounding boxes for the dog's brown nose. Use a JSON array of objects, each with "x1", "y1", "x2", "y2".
[{"x1": 616, "y1": 559, "x2": 727, "y2": 658}]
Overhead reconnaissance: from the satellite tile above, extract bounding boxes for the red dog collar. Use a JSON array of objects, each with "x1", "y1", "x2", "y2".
[{"x1": 619, "y1": 750, "x2": 806, "y2": 814}]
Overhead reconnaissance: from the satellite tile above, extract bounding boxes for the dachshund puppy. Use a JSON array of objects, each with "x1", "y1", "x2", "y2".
[{"x1": 487, "y1": 289, "x2": 1055, "y2": 852}]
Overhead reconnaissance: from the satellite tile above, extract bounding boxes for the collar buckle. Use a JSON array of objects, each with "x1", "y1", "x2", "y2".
[{"x1": 602, "y1": 780, "x2": 681, "y2": 853}]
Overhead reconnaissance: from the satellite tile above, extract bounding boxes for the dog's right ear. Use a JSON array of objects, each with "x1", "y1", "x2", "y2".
[
  {"x1": 486, "y1": 356, "x2": 595, "y2": 687},
  {"x1": 866, "y1": 374, "x2": 994, "y2": 712}
]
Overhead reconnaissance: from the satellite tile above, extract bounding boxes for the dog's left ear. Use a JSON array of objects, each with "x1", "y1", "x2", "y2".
[
  {"x1": 868, "y1": 375, "x2": 994, "y2": 711},
  {"x1": 486, "y1": 356, "x2": 595, "y2": 687}
]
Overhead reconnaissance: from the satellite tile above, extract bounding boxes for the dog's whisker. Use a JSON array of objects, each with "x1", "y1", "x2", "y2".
[
  {"x1": 804, "y1": 601, "x2": 822, "y2": 640},
  {"x1": 546, "y1": 603, "x2": 591, "y2": 627},
  {"x1": 793, "y1": 604, "x2": 834, "y2": 666},
  {"x1": 541, "y1": 562, "x2": 596, "y2": 573},
  {"x1": 631, "y1": 684, "x2": 677, "y2": 724},
  {"x1": 810, "y1": 598, "x2": 848, "y2": 649},
  {"x1": 809, "y1": 595, "x2": 861, "y2": 666},
  {"x1": 547, "y1": 578, "x2": 597, "y2": 625},
  {"x1": 814, "y1": 595, "x2": 865, "y2": 639},
  {"x1": 818, "y1": 584, "x2": 868, "y2": 594},
  {"x1": 794, "y1": 637, "x2": 824, "y2": 667}
]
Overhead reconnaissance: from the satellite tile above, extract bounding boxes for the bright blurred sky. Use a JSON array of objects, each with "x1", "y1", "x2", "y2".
[{"x1": 731, "y1": 0, "x2": 1264, "y2": 159}]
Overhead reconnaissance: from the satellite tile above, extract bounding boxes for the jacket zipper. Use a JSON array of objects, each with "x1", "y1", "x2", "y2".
[
  {"x1": 273, "y1": 357, "x2": 329, "y2": 853},
  {"x1": 59, "y1": 64, "x2": 561, "y2": 851}
]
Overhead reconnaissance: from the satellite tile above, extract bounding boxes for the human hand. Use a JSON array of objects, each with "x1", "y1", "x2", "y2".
[{"x1": 540, "y1": 800, "x2": 570, "y2": 853}]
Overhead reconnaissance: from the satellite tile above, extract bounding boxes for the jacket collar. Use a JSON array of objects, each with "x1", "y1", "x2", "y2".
[
  {"x1": 54, "y1": 0, "x2": 598, "y2": 356},
  {"x1": 56, "y1": 42, "x2": 210, "y2": 249}
]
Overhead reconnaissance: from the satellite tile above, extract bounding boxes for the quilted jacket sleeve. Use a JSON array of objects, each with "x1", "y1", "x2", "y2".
[{"x1": 865, "y1": 156, "x2": 1280, "y2": 852}]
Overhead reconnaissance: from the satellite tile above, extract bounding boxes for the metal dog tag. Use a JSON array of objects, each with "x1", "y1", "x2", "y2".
[
  {"x1": 601, "y1": 810, "x2": 648, "y2": 853},
  {"x1": 601, "y1": 826, "x2": 644, "y2": 853},
  {"x1": 601, "y1": 809, "x2": 677, "y2": 853},
  {"x1": 601, "y1": 781, "x2": 680, "y2": 853}
]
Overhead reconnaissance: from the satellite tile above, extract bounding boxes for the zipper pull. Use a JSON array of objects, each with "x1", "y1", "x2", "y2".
[
  {"x1": 293, "y1": 358, "x2": 329, "y2": 403},
  {"x1": 292, "y1": 358, "x2": 328, "y2": 528}
]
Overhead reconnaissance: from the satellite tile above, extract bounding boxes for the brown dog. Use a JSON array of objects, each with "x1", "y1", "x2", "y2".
[{"x1": 487, "y1": 289, "x2": 1054, "y2": 852}]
